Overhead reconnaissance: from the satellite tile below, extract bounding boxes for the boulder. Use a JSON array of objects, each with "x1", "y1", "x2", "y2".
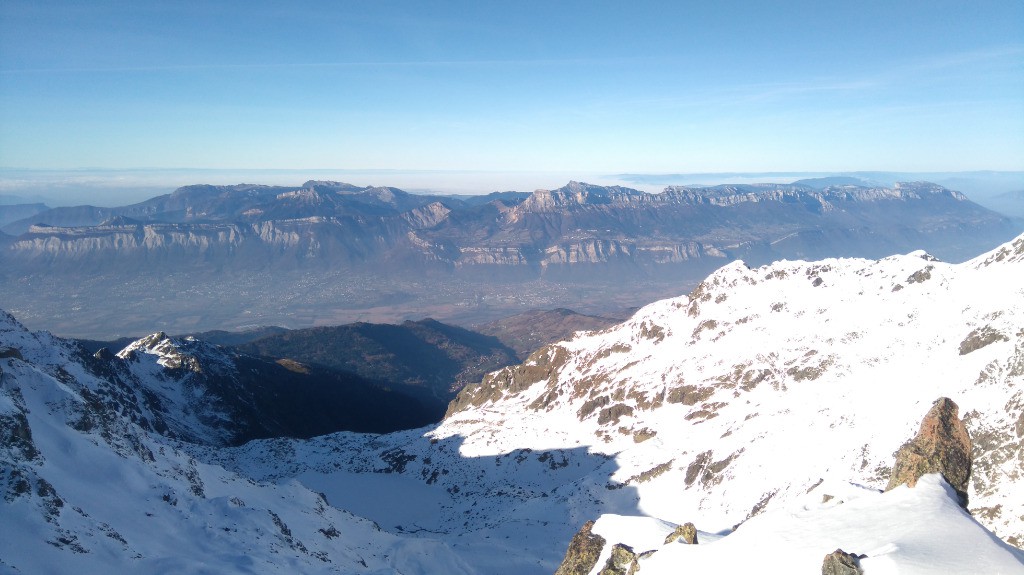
[
  {"x1": 663, "y1": 522, "x2": 698, "y2": 545},
  {"x1": 554, "y1": 520, "x2": 606, "y2": 575},
  {"x1": 885, "y1": 397, "x2": 972, "y2": 507},
  {"x1": 598, "y1": 543, "x2": 636, "y2": 575},
  {"x1": 822, "y1": 549, "x2": 863, "y2": 575}
]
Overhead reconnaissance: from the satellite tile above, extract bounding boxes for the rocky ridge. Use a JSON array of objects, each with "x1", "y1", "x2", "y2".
[
  {"x1": 190, "y1": 233, "x2": 1024, "y2": 573},
  {"x1": 0, "y1": 310, "x2": 458, "y2": 573}
]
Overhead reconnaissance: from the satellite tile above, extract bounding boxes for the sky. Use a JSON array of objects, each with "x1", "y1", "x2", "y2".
[{"x1": 1, "y1": 1, "x2": 1022, "y2": 187}]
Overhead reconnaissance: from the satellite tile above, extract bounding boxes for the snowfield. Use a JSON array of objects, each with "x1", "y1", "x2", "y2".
[
  {"x1": 2, "y1": 234, "x2": 1023, "y2": 573},
  {"x1": 591, "y1": 475, "x2": 1023, "y2": 574}
]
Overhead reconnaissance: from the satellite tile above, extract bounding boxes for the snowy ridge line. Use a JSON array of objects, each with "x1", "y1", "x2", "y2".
[{"x1": 439, "y1": 232, "x2": 1024, "y2": 547}]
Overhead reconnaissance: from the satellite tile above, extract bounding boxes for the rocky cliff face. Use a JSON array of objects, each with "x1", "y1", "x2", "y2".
[{"x1": 553, "y1": 520, "x2": 606, "y2": 575}]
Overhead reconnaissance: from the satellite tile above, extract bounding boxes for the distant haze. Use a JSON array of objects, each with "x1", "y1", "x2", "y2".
[{"x1": 0, "y1": 168, "x2": 652, "y2": 207}]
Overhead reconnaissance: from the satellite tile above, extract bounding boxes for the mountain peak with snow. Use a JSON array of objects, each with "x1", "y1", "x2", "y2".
[
  {"x1": 441, "y1": 231, "x2": 1024, "y2": 548},
  {"x1": 117, "y1": 331, "x2": 233, "y2": 374}
]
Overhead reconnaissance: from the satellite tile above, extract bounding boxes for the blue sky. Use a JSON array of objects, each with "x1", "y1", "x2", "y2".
[{"x1": 1, "y1": 1, "x2": 1022, "y2": 177}]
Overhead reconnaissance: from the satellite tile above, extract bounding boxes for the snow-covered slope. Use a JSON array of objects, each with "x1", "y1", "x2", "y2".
[
  {"x1": 440, "y1": 233, "x2": 1024, "y2": 546},
  {"x1": 114, "y1": 331, "x2": 244, "y2": 445},
  {"x1": 3, "y1": 234, "x2": 1023, "y2": 574},
  {"x1": 202, "y1": 234, "x2": 1023, "y2": 573},
  {"x1": 0, "y1": 314, "x2": 468, "y2": 574},
  {"x1": 588, "y1": 475, "x2": 1023, "y2": 574}
]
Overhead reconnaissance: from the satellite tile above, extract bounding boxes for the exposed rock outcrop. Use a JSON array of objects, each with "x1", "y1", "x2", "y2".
[
  {"x1": 885, "y1": 397, "x2": 972, "y2": 507},
  {"x1": 663, "y1": 522, "x2": 698, "y2": 545},
  {"x1": 959, "y1": 326, "x2": 1009, "y2": 355},
  {"x1": 0, "y1": 347, "x2": 23, "y2": 360},
  {"x1": 93, "y1": 347, "x2": 115, "y2": 361},
  {"x1": 445, "y1": 344, "x2": 570, "y2": 416},
  {"x1": 598, "y1": 543, "x2": 637, "y2": 575},
  {"x1": 821, "y1": 549, "x2": 863, "y2": 575},
  {"x1": 554, "y1": 520, "x2": 607, "y2": 575}
]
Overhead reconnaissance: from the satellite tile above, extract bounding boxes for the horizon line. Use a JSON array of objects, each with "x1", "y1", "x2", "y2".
[{"x1": 3, "y1": 167, "x2": 1023, "y2": 175}]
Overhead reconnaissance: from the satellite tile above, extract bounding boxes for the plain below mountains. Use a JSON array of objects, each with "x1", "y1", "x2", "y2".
[{"x1": 1, "y1": 179, "x2": 1019, "y2": 338}]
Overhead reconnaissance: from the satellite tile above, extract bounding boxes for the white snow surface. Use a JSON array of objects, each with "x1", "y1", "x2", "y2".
[
  {"x1": 592, "y1": 475, "x2": 1023, "y2": 574},
  {"x1": 1, "y1": 313, "x2": 461, "y2": 574},
  {"x1": 1, "y1": 234, "x2": 1023, "y2": 574},
  {"x1": 437, "y1": 233, "x2": 1024, "y2": 546}
]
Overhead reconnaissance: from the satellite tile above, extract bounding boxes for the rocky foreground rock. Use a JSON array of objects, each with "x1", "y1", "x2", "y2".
[
  {"x1": 885, "y1": 397, "x2": 972, "y2": 507},
  {"x1": 663, "y1": 522, "x2": 697, "y2": 545},
  {"x1": 554, "y1": 520, "x2": 607, "y2": 575},
  {"x1": 821, "y1": 549, "x2": 863, "y2": 575}
]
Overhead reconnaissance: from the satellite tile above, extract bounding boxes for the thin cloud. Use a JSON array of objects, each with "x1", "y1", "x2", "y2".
[
  {"x1": 911, "y1": 44, "x2": 1024, "y2": 72},
  {"x1": 561, "y1": 78, "x2": 882, "y2": 118},
  {"x1": 563, "y1": 44, "x2": 1023, "y2": 117},
  {"x1": 0, "y1": 57, "x2": 634, "y2": 75}
]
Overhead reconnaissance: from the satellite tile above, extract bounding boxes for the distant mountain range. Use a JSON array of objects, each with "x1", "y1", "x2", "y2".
[
  {"x1": 1, "y1": 179, "x2": 1019, "y2": 337},
  {"x1": 0, "y1": 202, "x2": 47, "y2": 228},
  {"x1": 3, "y1": 179, "x2": 1014, "y2": 265}
]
